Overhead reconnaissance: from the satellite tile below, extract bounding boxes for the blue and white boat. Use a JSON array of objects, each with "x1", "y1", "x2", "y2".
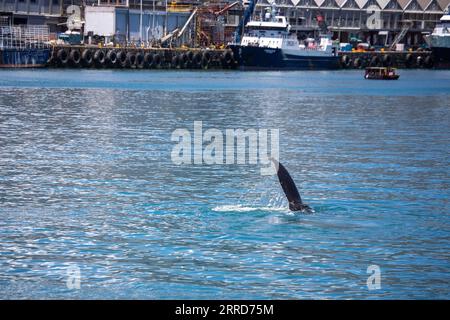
[
  {"x1": 0, "y1": 24, "x2": 50, "y2": 68},
  {"x1": 0, "y1": 48, "x2": 50, "y2": 68},
  {"x1": 229, "y1": 5, "x2": 339, "y2": 70}
]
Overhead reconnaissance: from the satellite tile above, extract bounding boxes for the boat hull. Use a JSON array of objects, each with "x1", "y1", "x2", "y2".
[
  {"x1": 229, "y1": 45, "x2": 340, "y2": 70},
  {"x1": 431, "y1": 46, "x2": 450, "y2": 67},
  {"x1": 0, "y1": 48, "x2": 50, "y2": 68},
  {"x1": 364, "y1": 75, "x2": 399, "y2": 80}
]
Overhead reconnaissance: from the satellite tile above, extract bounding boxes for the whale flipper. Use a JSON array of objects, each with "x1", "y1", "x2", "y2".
[{"x1": 271, "y1": 158, "x2": 312, "y2": 212}]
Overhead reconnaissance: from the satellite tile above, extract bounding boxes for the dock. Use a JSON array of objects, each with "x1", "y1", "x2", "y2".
[
  {"x1": 47, "y1": 45, "x2": 434, "y2": 70},
  {"x1": 337, "y1": 51, "x2": 434, "y2": 69},
  {"x1": 47, "y1": 45, "x2": 236, "y2": 70}
]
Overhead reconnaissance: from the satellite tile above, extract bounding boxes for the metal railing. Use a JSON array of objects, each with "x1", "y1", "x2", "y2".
[{"x1": 0, "y1": 25, "x2": 50, "y2": 49}]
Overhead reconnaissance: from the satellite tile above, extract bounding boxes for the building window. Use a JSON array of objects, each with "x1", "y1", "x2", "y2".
[{"x1": 53, "y1": 0, "x2": 59, "y2": 5}]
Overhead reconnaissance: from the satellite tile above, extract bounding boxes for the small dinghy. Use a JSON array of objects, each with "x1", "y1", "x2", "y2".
[{"x1": 364, "y1": 67, "x2": 400, "y2": 80}]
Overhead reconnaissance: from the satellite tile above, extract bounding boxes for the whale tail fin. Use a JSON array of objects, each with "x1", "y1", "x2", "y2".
[{"x1": 271, "y1": 158, "x2": 310, "y2": 212}]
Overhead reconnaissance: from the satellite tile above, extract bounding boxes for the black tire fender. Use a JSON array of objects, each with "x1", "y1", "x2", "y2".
[
  {"x1": 136, "y1": 51, "x2": 145, "y2": 69},
  {"x1": 126, "y1": 51, "x2": 136, "y2": 68},
  {"x1": 69, "y1": 49, "x2": 81, "y2": 66},
  {"x1": 106, "y1": 50, "x2": 117, "y2": 66},
  {"x1": 369, "y1": 55, "x2": 380, "y2": 67},
  {"x1": 81, "y1": 49, "x2": 93, "y2": 67},
  {"x1": 144, "y1": 52, "x2": 153, "y2": 68},
  {"x1": 94, "y1": 49, "x2": 106, "y2": 65},
  {"x1": 57, "y1": 48, "x2": 69, "y2": 65}
]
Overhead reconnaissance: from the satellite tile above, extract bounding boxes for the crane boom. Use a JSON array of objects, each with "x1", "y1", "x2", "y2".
[
  {"x1": 177, "y1": 8, "x2": 198, "y2": 39},
  {"x1": 234, "y1": 0, "x2": 258, "y2": 44},
  {"x1": 214, "y1": 1, "x2": 240, "y2": 16}
]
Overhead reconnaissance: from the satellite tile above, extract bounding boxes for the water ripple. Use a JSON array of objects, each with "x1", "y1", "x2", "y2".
[{"x1": 0, "y1": 70, "x2": 449, "y2": 299}]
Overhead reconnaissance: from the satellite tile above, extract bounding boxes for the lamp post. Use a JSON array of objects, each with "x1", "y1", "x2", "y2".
[
  {"x1": 337, "y1": 9, "x2": 342, "y2": 43},
  {"x1": 165, "y1": 0, "x2": 168, "y2": 36},
  {"x1": 139, "y1": 0, "x2": 143, "y2": 44},
  {"x1": 152, "y1": 0, "x2": 155, "y2": 32}
]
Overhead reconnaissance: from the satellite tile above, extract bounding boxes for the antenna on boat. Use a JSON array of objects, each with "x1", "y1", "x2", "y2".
[{"x1": 265, "y1": 0, "x2": 278, "y2": 22}]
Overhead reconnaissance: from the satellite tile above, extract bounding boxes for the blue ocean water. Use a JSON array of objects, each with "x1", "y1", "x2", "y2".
[{"x1": 0, "y1": 69, "x2": 449, "y2": 299}]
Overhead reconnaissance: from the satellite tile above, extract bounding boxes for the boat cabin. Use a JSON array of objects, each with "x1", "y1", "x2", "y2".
[{"x1": 434, "y1": 14, "x2": 450, "y2": 36}]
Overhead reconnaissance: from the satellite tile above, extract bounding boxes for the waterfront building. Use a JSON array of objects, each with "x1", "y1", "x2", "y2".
[
  {"x1": 248, "y1": 0, "x2": 450, "y2": 47},
  {"x1": 1, "y1": 0, "x2": 449, "y2": 47}
]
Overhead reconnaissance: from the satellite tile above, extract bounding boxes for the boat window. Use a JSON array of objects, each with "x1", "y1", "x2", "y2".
[{"x1": 248, "y1": 26, "x2": 287, "y2": 32}]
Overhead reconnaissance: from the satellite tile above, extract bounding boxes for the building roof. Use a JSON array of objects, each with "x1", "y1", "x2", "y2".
[{"x1": 275, "y1": 0, "x2": 450, "y2": 10}]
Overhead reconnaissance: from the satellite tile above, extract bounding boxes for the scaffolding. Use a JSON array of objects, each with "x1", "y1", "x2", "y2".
[
  {"x1": 0, "y1": 24, "x2": 50, "y2": 50},
  {"x1": 196, "y1": 1, "x2": 240, "y2": 47}
]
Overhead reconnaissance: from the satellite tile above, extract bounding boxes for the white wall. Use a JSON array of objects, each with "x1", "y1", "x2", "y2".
[{"x1": 84, "y1": 6, "x2": 116, "y2": 37}]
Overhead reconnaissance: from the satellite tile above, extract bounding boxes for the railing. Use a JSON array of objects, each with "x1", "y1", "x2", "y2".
[
  {"x1": 167, "y1": 3, "x2": 193, "y2": 13},
  {"x1": 0, "y1": 16, "x2": 10, "y2": 27},
  {"x1": 390, "y1": 21, "x2": 413, "y2": 50},
  {"x1": 0, "y1": 25, "x2": 50, "y2": 49}
]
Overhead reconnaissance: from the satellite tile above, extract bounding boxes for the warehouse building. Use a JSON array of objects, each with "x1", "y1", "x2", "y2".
[
  {"x1": 252, "y1": 0, "x2": 450, "y2": 46},
  {"x1": 1, "y1": 0, "x2": 449, "y2": 47}
]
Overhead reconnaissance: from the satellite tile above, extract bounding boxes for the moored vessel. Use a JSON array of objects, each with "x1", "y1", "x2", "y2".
[
  {"x1": 229, "y1": 2, "x2": 339, "y2": 70},
  {"x1": 0, "y1": 24, "x2": 50, "y2": 68},
  {"x1": 424, "y1": 9, "x2": 450, "y2": 68}
]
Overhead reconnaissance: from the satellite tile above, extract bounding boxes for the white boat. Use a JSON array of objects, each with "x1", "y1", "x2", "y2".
[
  {"x1": 425, "y1": 9, "x2": 450, "y2": 66},
  {"x1": 229, "y1": 4, "x2": 339, "y2": 70}
]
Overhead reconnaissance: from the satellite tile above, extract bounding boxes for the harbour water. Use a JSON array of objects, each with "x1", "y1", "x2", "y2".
[{"x1": 0, "y1": 69, "x2": 449, "y2": 299}]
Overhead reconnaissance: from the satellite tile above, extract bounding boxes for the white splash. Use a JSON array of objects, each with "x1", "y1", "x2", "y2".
[{"x1": 212, "y1": 204, "x2": 286, "y2": 213}]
